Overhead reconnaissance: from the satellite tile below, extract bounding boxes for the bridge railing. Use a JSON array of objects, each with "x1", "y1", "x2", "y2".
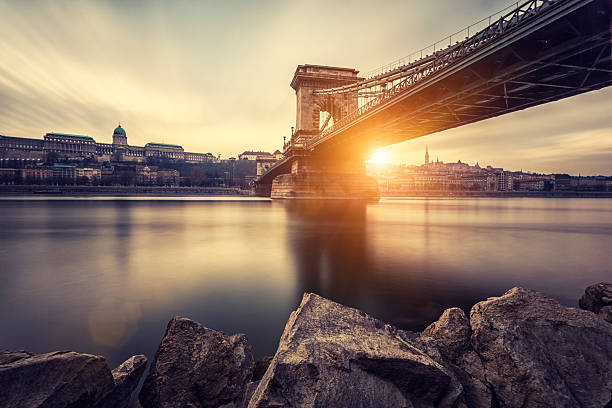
[
  {"x1": 311, "y1": 0, "x2": 560, "y2": 147},
  {"x1": 362, "y1": 2, "x2": 524, "y2": 81}
]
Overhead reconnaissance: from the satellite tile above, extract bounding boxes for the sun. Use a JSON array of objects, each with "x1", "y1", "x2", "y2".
[{"x1": 370, "y1": 149, "x2": 390, "y2": 164}]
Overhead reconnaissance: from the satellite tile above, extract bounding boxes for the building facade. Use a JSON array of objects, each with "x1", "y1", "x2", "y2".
[
  {"x1": 75, "y1": 167, "x2": 101, "y2": 182},
  {"x1": 0, "y1": 124, "x2": 215, "y2": 164},
  {"x1": 184, "y1": 152, "x2": 215, "y2": 163},
  {"x1": 239, "y1": 151, "x2": 273, "y2": 161},
  {"x1": 21, "y1": 167, "x2": 53, "y2": 183},
  {"x1": 0, "y1": 135, "x2": 45, "y2": 160},
  {"x1": 144, "y1": 143, "x2": 184, "y2": 160},
  {"x1": 44, "y1": 133, "x2": 97, "y2": 159},
  {"x1": 242, "y1": 150, "x2": 283, "y2": 177}
]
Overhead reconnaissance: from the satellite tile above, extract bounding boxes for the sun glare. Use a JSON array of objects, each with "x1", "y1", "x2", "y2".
[{"x1": 370, "y1": 150, "x2": 389, "y2": 164}]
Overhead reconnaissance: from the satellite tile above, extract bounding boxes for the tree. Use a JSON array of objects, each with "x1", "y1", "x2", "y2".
[
  {"x1": 45, "y1": 152, "x2": 59, "y2": 165},
  {"x1": 189, "y1": 166, "x2": 207, "y2": 186}
]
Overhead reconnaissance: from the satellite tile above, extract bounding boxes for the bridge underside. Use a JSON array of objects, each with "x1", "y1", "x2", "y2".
[
  {"x1": 312, "y1": 0, "x2": 612, "y2": 157},
  {"x1": 258, "y1": 0, "x2": 612, "y2": 198}
]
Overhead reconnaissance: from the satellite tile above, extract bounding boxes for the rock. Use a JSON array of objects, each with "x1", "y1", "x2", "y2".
[
  {"x1": 600, "y1": 305, "x2": 612, "y2": 323},
  {"x1": 0, "y1": 350, "x2": 146, "y2": 408},
  {"x1": 423, "y1": 307, "x2": 470, "y2": 360},
  {"x1": 240, "y1": 381, "x2": 260, "y2": 408},
  {"x1": 470, "y1": 287, "x2": 612, "y2": 407},
  {"x1": 422, "y1": 308, "x2": 492, "y2": 408},
  {"x1": 579, "y1": 282, "x2": 612, "y2": 315},
  {"x1": 239, "y1": 358, "x2": 272, "y2": 408},
  {"x1": 111, "y1": 354, "x2": 147, "y2": 388},
  {"x1": 0, "y1": 349, "x2": 114, "y2": 408},
  {"x1": 448, "y1": 350, "x2": 491, "y2": 408},
  {"x1": 251, "y1": 356, "x2": 272, "y2": 382},
  {"x1": 96, "y1": 354, "x2": 147, "y2": 408},
  {"x1": 139, "y1": 316, "x2": 254, "y2": 408},
  {"x1": 248, "y1": 293, "x2": 461, "y2": 408}
]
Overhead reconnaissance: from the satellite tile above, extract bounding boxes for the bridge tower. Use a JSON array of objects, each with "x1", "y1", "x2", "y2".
[
  {"x1": 261, "y1": 65, "x2": 378, "y2": 199},
  {"x1": 291, "y1": 65, "x2": 361, "y2": 145}
]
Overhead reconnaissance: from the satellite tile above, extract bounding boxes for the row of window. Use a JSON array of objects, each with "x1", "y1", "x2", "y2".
[
  {"x1": 1, "y1": 144, "x2": 41, "y2": 149},
  {"x1": 146, "y1": 152, "x2": 183, "y2": 158},
  {"x1": 45, "y1": 138, "x2": 95, "y2": 145}
]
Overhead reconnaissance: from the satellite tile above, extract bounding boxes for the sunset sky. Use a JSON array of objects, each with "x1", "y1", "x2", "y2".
[{"x1": 1, "y1": 0, "x2": 611, "y2": 175}]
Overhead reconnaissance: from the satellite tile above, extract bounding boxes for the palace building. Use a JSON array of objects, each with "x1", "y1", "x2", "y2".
[
  {"x1": 144, "y1": 142, "x2": 184, "y2": 160},
  {"x1": 0, "y1": 135, "x2": 45, "y2": 160},
  {"x1": 44, "y1": 133, "x2": 96, "y2": 159},
  {"x1": 0, "y1": 124, "x2": 216, "y2": 164}
]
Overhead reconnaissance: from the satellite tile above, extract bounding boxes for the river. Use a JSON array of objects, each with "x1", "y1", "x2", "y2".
[{"x1": 0, "y1": 196, "x2": 610, "y2": 367}]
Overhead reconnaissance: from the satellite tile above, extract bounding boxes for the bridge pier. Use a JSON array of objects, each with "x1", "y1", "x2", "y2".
[
  {"x1": 270, "y1": 155, "x2": 379, "y2": 200},
  {"x1": 253, "y1": 182, "x2": 272, "y2": 197},
  {"x1": 255, "y1": 64, "x2": 380, "y2": 199}
]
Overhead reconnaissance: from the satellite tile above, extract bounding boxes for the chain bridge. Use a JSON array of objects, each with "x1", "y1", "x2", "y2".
[{"x1": 255, "y1": 0, "x2": 612, "y2": 199}]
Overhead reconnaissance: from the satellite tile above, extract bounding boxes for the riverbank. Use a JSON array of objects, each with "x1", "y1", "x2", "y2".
[
  {"x1": 2, "y1": 184, "x2": 612, "y2": 198},
  {"x1": 382, "y1": 190, "x2": 612, "y2": 198},
  {"x1": 0, "y1": 185, "x2": 252, "y2": 196},
  {"x1": 1, "y1": 283, "x2": 610, "y2": 407}
]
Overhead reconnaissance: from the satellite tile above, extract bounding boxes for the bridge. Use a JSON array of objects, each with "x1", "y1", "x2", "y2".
[{"x1": 255, "y1": 0, "x2": 612, "y2": 199}]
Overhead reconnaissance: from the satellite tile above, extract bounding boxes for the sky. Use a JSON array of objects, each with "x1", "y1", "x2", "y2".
[{"x1": 0, "y1": 0, "x2": 610, "y2": 175}]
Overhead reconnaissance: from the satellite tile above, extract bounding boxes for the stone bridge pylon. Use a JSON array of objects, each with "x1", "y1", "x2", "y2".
[
  {"x1": 291, "y1": 65, "x2": 360, "y2": 144},
  {"x1": 258, "y1": 65, "x2": 379, "y2": 199}
]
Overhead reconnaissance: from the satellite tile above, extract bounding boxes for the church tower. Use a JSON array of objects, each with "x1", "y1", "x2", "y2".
[{"x1": 425, "y1": 146, "x2": 429, "y2": 165}]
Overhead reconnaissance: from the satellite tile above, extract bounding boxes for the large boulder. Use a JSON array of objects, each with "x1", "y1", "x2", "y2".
[
  {"x1": 248, "y1": 293, "x2": 461, "y2": 408},
  {"x1": 239, "y1": 356, "x2": 273, "y2": 408},
  {"x1": 251, "y1": 356, "x2": 273, "y2": 382},
  {"x1": 96, "y1": 354, "x2": 147, "y2": 408},
  {"x1": 423, "y1": 307, "x2": 470, "y2": 360},
  {"x1": 422, "y1": 308, "x2": 492, "y2": 408},
  {"x1": 579, "y1": 282, "x2": 612, "y2": 323},
  {"x1": 600, "y1": 305, "x2": 612, "y2": 324},
  {"x1": 0, "y1": 350, "x2": 115, "y2": 408},
  {"x1": 139, "y1": 316, "x2": 254, "y2": 408},
  {"x1": 469, "y1": 287, "x2": 612, "y2": 407},
  {"x1": 240, "y1": 382, "x2": 261, "y2": 408}
]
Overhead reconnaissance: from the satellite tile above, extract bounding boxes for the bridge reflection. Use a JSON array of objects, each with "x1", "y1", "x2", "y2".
[
  {"x1": 284, "y1": 200, "x2": 492, "y2": 331},
  {"x1": 285, "y1": 200, "x2": 370, "y2": 306}
]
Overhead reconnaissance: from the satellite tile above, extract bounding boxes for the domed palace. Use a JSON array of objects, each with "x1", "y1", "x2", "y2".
[
  {"x1": 112, "y1": 124, "x2": 128, "y2": 146},
  {"x1": 0, "y1": 123, "x2": 216, "y2": 164}
]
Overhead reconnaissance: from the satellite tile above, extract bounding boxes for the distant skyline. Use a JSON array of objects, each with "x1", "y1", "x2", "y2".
[
  {"x1": 1, "y1": 0, "x2": 611, "y2": 175},
  {"x1": 369, "y1": 146, "x2": 610, "y2": 177}
]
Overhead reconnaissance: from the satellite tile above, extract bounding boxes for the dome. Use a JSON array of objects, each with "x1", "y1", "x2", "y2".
[{"x1": 113, "y1": 124, "x2": 126, "y2": 136}]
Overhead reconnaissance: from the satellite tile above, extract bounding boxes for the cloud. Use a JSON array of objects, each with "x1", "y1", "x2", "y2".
[{"x1": 385, "y1": 87, "x2": 612, "y2": 174}]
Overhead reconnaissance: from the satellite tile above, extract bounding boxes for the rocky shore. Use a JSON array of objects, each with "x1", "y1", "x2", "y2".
[{"x1": 1, "y1": 283, "x2": 611, "y2": 408}]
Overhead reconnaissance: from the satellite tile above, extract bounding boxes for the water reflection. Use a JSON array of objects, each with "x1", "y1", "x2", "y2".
[
  {"x1": 286, "y1": 198, "x2": 612, "y2": 330},
  {"x1": 286, "y1": 200, "x2": 369, "y2": 303},
  {"x1": 0, "y1": 197, "x2": 611, "y2": 368},
  {"x1": 87, "y1": 201, "x2": 138, "y2": 348}
]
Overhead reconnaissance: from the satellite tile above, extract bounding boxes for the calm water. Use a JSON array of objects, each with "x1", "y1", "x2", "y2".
[{"x1": 1, "y1": 197, "x2": 611, "y2": 368}]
